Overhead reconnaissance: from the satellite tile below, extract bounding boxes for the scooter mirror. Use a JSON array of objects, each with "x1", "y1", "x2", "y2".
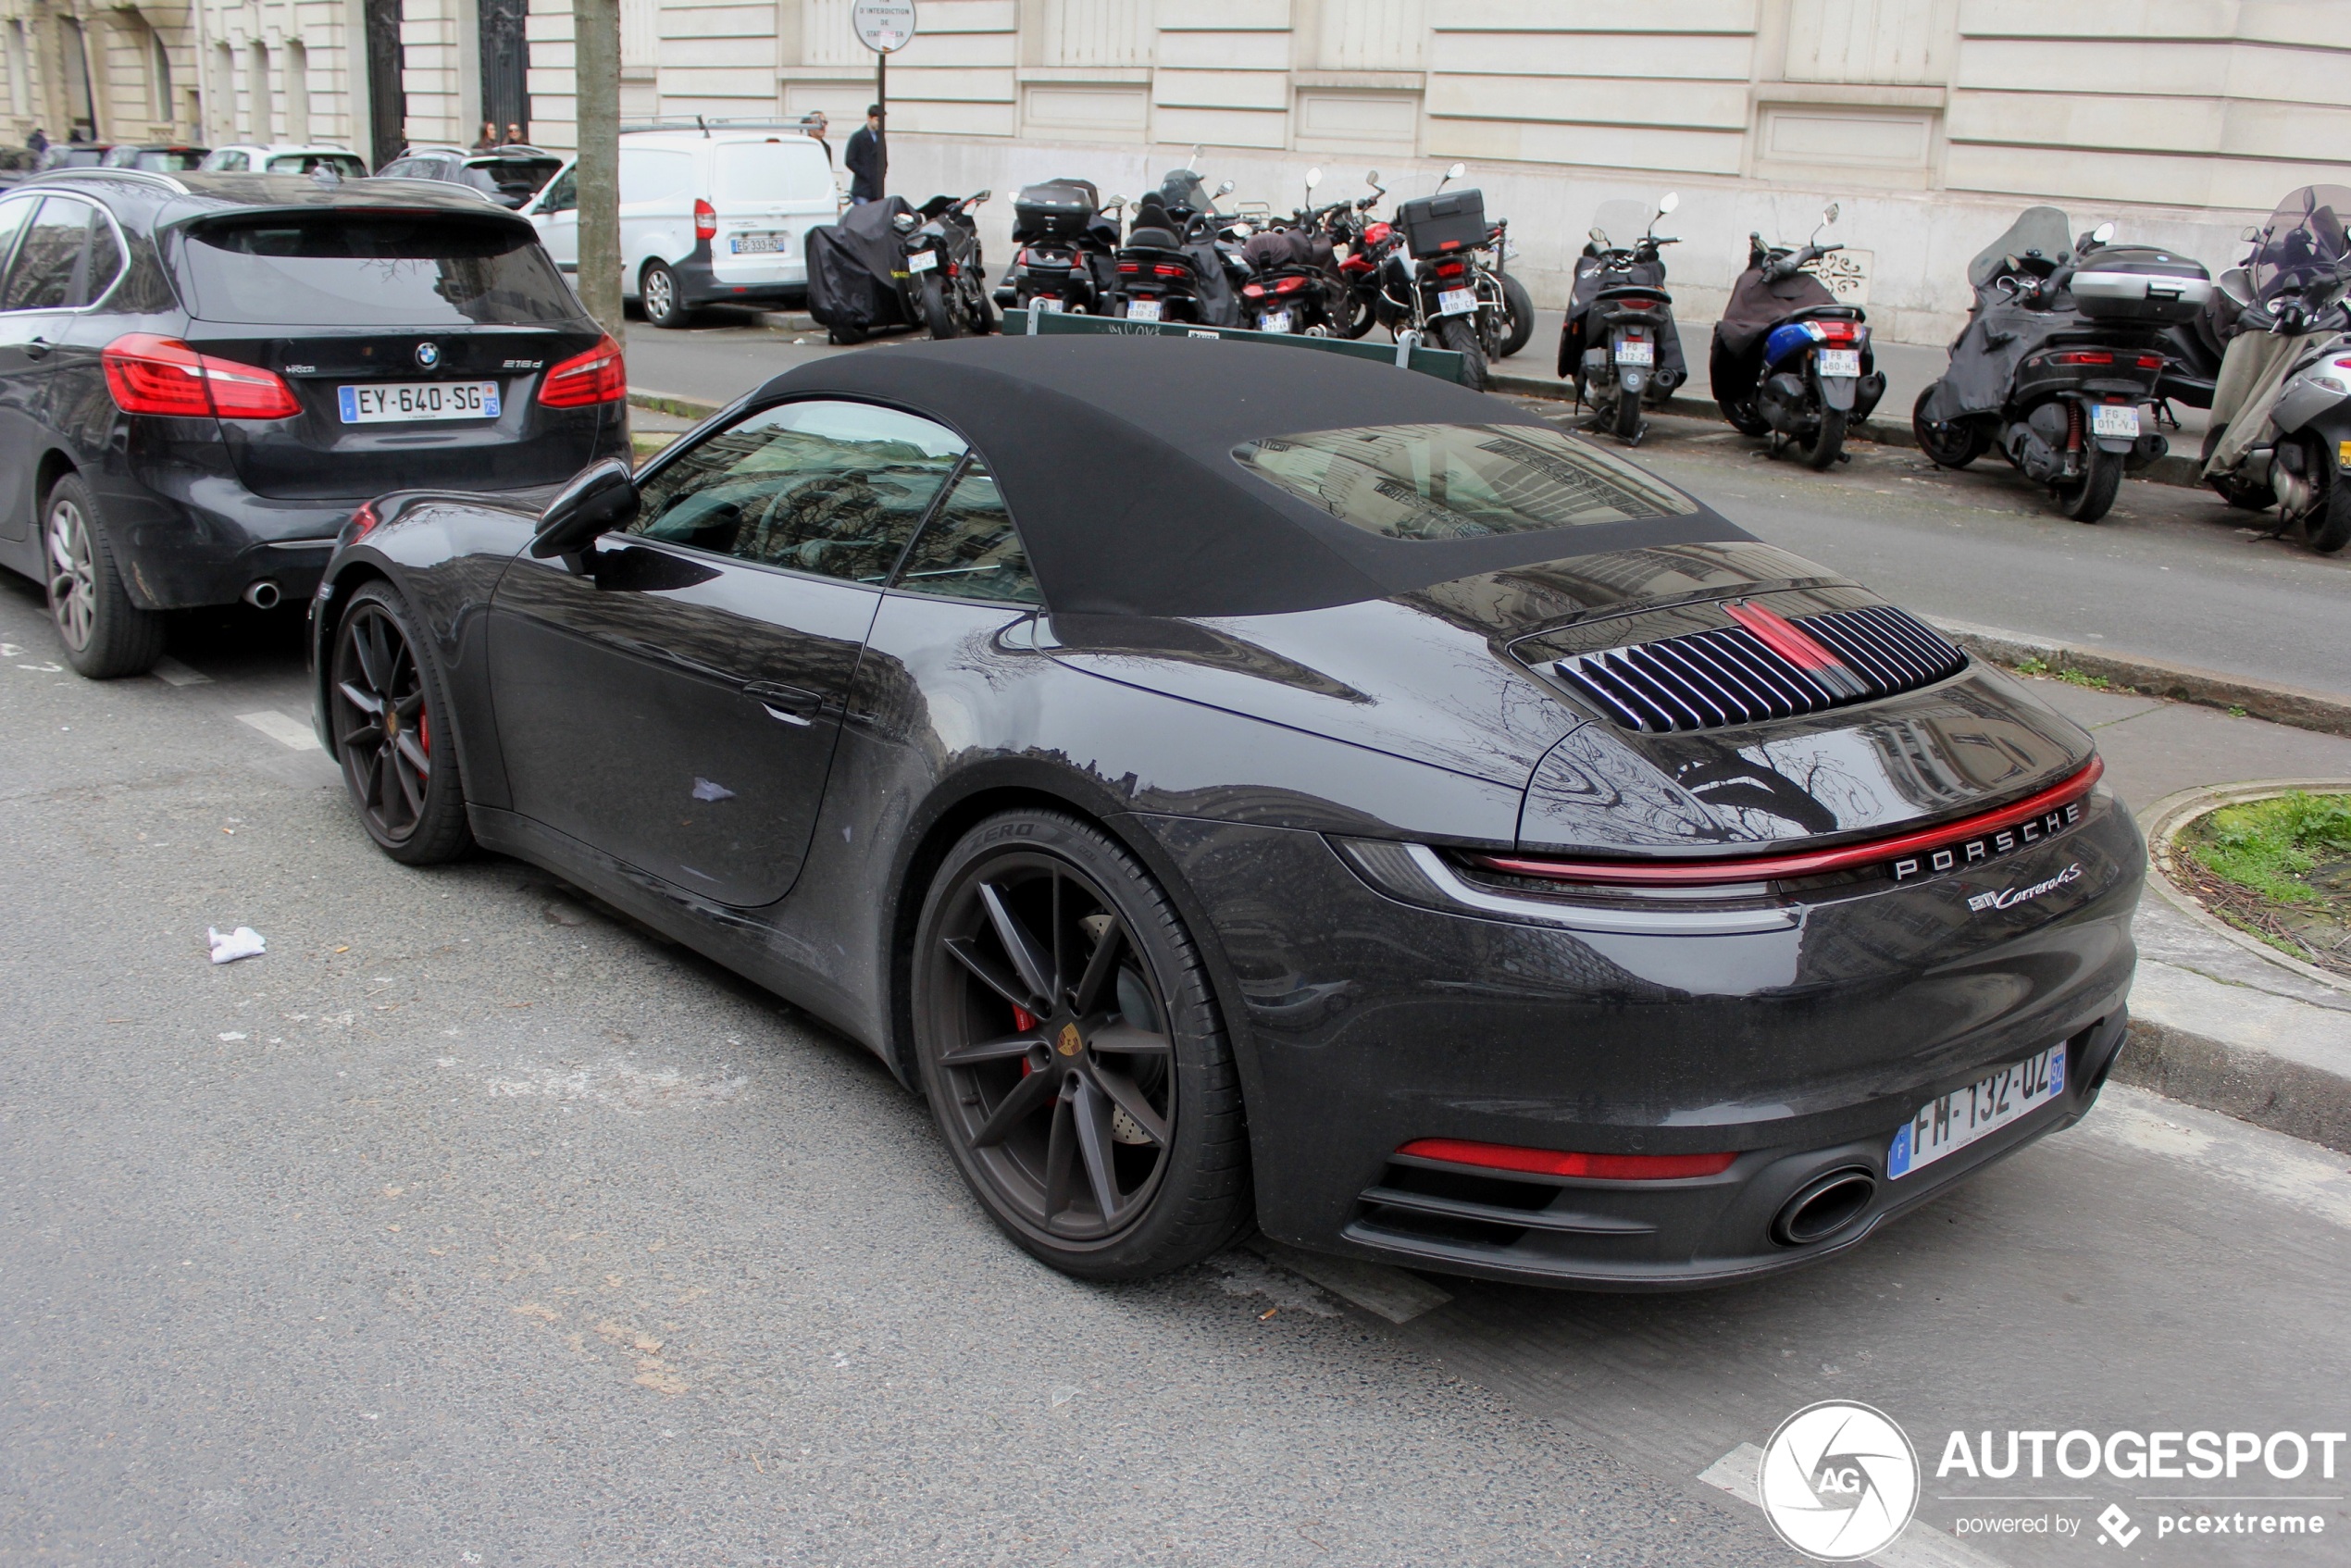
[
  {"x1": 2243, "y1": 225, "x2": 2260, "y2": 243},
  {"x1": 1589, "y1": 227, "x2": 1608, "y2": 246},
  {"x1": 1365, "y1": 169, "x2": 1380, "y2": 186},
  {"x1": 1658, "y1": 192, "x2": 1680, "y2": 215},
  {"x1": 1447, "y1": 162, "x2": 1467, "y2": 180},
  {"x1": 891, "y1": 212, "x2": 916, "y2": 231},
  {"x1": 2091, "y1": 220, "x2": 2116, "y2": 244},
  {"x1": 2219, "y1": 267, "x2": 2252, "y2": 307},
  {"x1": 974, "y1": 189, "x2": 991, "y2": 204},
  {"x1": 1822, "y1": 202, "x2": 1840, "y2": 226},
  {"x1": 1306, "y1": 167, "x2": 1323, "y2": 190},
  {"x1": 1217, "y1": 179, "x2": 1235, "y2": 195}
]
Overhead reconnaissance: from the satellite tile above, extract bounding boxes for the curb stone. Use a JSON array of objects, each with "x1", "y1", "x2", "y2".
[{"x1": 2140, "y1": 780, "x2": 2351, "y2": 998}]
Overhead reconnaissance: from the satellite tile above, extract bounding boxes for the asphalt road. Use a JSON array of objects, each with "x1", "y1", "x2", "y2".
[
  {"x1": 5, "y1": 561, "x2": 2350, "y2": 1562},
  {"x1": 620, "y1": 317, "x2": 2349, "y2": 699}
]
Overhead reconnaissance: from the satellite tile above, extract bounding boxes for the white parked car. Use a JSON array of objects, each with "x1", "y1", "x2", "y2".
[
  {"x1": 201, "y1": 143, "x2": 369, "y2": 178},
  {"x1": 523, "y1": 128, "x2": 840, "y2": 328}
]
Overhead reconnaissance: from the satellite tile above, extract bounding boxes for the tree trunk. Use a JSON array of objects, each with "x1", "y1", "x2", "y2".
[{"x1": 572, "y1": 0, "x2": 623, "y2": 338}]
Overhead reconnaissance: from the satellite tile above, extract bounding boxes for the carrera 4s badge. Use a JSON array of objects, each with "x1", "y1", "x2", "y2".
[{"x1": 1968, "y1": 863, "x2": 2084, "y2": 914}]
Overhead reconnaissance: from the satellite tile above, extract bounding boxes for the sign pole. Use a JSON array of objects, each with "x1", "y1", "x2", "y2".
[{"x1": 852, "y1": 0, "x2": 916, "y2": 200}]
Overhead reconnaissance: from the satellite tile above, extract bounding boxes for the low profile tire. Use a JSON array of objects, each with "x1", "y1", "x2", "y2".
[
  {"x1": 1798, "y1": 405, "x2": 1847, "y2": 471},
  {"x1": 330, "y1": 582, "x2": 473, "y2": 865},
  {"x1": 922, "y1": 274, "x2": 960, "y2": 340},
  {"x1": 912, "y1": 809, "x2": 1250, "y2": 1281},
  {"x1": 1438, "y1": 315, "x2": 1488, "y2": 392},
  {"x1": 44, "y1": 475, "x2": 165, "y2": 679},
  {"x1": 2058, "y1": 444, "x2": 2124, "y2": 524},
  {"x1": 1912, "y1": 385, "x2": 1986, "y2": 468},
  {"x1": 641, "y1": 261, "x2": 690, "y2": 330},
  {"x1": 1497, "y1": 273, "x2": 1535, "y2": 358}
]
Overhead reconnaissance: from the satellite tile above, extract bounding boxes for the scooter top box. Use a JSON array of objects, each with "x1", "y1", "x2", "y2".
[
  {"x1": 2070, "y1": 245, "x2": 2213, "y2": 324},
  {"x1": 1013, "y1": 179, "x2": 1099, "y2": 243},
  {"x1": 1397, "y1": 189, "x2": 1487, "y2": 260}
]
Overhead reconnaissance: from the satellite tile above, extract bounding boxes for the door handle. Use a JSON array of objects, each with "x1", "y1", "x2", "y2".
[
  {"x1": 22, "y1": 337, "x2": 50, "y2": 361},
  {"x1": 744, "y1": 680, "x2": 821, "y2": 726}
]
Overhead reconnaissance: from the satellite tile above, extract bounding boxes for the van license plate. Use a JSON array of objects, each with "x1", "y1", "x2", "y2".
[
  {"x1": 1888, "y1": 1043, "x2": 2065, "y2": 1180},
  {"x1": 1437, "y1": 287, "x2": 1477, "y2": 317},
  {"x1": 1614, "y1": 336, "x2": 1654, "y2": 366},
  {"x1": 337, "y1": 381, "x2": 501, "y2": 424},
  {"x1": 2092, "y1": 404, "x2": 2141, "y2": 438},
  {"x1": 729, "y1": 232, "x2": 784, "y2": 255},
  {"x1": 1817, "y1": 348, "x2": 1861, "y2": 378},
  {"x1": 907, "y1": 248, "x2": 939, "y2": 273}
]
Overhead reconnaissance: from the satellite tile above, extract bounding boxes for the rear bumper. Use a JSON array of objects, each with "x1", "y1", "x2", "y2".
[
  {"x1": 1130, "y1": 789, "x2": 2144, "y2": 1291},
  {"x1": 677, "y1": 242, "x2": 806, "y2": 308}
]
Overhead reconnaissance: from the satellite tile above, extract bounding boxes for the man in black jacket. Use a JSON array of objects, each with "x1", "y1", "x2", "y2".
[{"x1": 844, "y1": 105, "x2": 885, "y2": 204}]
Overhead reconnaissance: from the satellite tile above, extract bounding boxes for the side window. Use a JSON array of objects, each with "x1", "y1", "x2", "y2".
[
  {"x1": 629, "y1": 400, "x2": 966, "y2": 585},
  {"x1": 0, "y1": 198, "x2": 36, "y2": 285},
  {"x1": 376, "y1": 157, "x2": 411, "y2": 178},
  {"x1": 1, "y1": 197, "x2": 92, "y2": 311},
  {"x1": 891, "y1": 464, "x2": 1040, "y2": 604},
  {"x1": 83, "y1": 209, "x2": 122, "y2": 305},
  {"x1": 541, "y1": 168, "x2": 577, "y2": 214}
]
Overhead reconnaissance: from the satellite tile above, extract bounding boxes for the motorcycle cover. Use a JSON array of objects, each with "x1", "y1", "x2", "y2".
[
  {"x1": 804, "y1": 195, "x2": 916, "y2": 333},
  {"x1": 1917, "y1": 205, "x2": 2088, "y2": 424},
  {"x1": 1238, "y1": 228, "x2": 1335, "y2": 276},
  {"x1": 1187, "y1": 235, "x2": 1244, "y2": 327}
]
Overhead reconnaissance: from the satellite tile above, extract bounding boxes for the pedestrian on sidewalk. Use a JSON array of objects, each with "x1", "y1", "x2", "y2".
[
  {"x1": 472, "y1": 120, "x2": 499, "y2": 152},
  {"x1": 804, "y1": 110, "x2": 832, "y2": 165},
  {"x1": 845, "y1": 105, "x2": 885, "y2": 205}
]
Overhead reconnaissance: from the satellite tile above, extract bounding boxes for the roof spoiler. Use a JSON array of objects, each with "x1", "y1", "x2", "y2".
[
  {"x1": 29, "y1": 167, "x2": 190, "y2": 196},
  {"x1": 616, "y1": 114, "x2": 827, "y2": 137}
]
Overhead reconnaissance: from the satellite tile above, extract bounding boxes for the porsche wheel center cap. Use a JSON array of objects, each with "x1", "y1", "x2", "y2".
[{"x1": 1055, "y1": 1021, "x2": 1084, "y2": 1057}]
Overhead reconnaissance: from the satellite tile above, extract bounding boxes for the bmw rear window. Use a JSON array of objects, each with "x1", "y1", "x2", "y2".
[
  {"x1": 1233, "y1": 422, "x2": 1696, "y2": 539},
  {"x1": 174, "y1": 216, "x2": 580, "y2": 325}
]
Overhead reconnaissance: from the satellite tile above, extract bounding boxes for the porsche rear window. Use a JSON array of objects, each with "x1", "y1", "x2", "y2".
[
  {"x1": 1232, "y1": 422, "x2": 1695, "y2": 539},
  {"x1": 175, "y1": 217, "x2": 578, "y2": 325}
]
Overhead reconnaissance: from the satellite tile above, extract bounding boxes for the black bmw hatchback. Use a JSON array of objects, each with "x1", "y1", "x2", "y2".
[{"x1": 0, "y1": 168, "x2": 626, "y2": 677}]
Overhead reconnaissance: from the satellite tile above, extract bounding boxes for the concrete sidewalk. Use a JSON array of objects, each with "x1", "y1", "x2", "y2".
[{"x1": 2021, "y1": 679, "x2": 2351, "y2": 1151}]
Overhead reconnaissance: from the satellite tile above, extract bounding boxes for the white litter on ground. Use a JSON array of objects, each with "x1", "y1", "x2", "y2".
[
  {"x1": 236, "y1": 710, "x2": 320, "y2": 751},
  {"x1": 207, "y1": 927, "x2": 267, "y2": 964},
  {"x1": 152, "y1": 656, "x2": 214, "y2": 686}
]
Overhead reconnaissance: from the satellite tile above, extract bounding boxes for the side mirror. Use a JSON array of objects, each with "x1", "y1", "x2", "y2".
[
  {"x1": 2243, "y1": 225, "x2": 2261, "y2": 244},
  {"x1": 2091, "y1": 219, "x2": 2116, "y2": 244},
  {"x1": 1216, "y1": 179, "x2": 1235, "y2": 195},
  {"x1": 2220, "y1": 266, "x2": 2252, "y2": 307},
  {"x1": 1658, "y1": 191, "x2": 1679, "y2": 215},
  {"x1": 1365, "y1": 168, "x2": 1380, "y2": 186},
  {"x1": 1588, "y1": 227, "x2": 1608, "y2": 245},
  {"x1": 891, "y1": 211, "x2": 916, "y2": 231},
  {"x1": 1822, "y1": 202, "x2": 1840, "y2": 226},
  {"x1": 1107, "y1": 194, "x2": 1126, "y2": 211},
  {"x1": 973, "y1": 188, "x2": 991, "y2": 204},
  {"x1": 1306, "y1": 167, "x2": 1323, "y2": 190},
  {"x1": 530, "y1": 458, "x2": 639, "y2": 566},
  {"x1": 1447, "y1": 162, "x2": 1466, "y2": 180}
]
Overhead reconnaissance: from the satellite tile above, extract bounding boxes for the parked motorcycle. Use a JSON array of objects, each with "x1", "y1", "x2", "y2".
[
  {"x1": 1560, "y1": 192, "x2": 1686, "y2": 444},
  {"x1": 1236, "y1": 168, "x2": 1344, "y2": 334},
  {"x1": 996, "y1": 178, "x2": 1124, "y2": 316},
  {"x1": 1914, "y1": 205, "x2": 2209, "y2": 523},
  {"x1": 1387, "y1": 162, "x2": 1507, "y2": 389},
  {"x1": 1112, "y1": 180, "x2": 1244, "y2": 327},
  {"x1": 2196, "y1": 184, "x2": 2351, "y2": 554},
  {"x1": 1710, "y1": 203, "x2": 1885, "y2": 469},
  {"x1": 1330, "y1": 171, "x2": 1396, "y2": 340},
  {"x1": 896, "y1": 190, "x2": 995, "y2": 339}
]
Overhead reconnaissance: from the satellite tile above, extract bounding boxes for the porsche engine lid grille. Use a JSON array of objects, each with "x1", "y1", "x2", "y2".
[{"x1": 1552, "y1": 603, "x2": 1966, "y2": 733}]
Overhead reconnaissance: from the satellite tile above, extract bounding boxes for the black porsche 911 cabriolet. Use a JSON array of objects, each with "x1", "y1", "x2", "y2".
[{"x1": 310, "y1": 336, "x2": 2141, "y2": 1289}]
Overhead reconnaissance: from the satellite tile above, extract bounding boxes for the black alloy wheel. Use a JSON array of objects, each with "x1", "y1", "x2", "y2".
[
  {"x1": 44, "y1": 475, "x2": 166, "y2": 678},
  {"x1": 1438, "y1": 315, "x2": 1487, "y2": 392},
  {"x1": 913, "y1": 810, "x2": 1250, "y2": 1280},
  {"x1": 1912, "y1": 385, "x2": 1986, "y2": 468},
  {"x1": 330, "y1": 583, "x2": 473, "y2": 865}
]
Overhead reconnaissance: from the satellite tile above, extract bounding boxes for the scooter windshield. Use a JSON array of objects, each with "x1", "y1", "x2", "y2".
[
  {"x1": 1966, "y1": 205, "x2": 2072, "y2": 290},
  {"x1": 2249, "y1": 185, "x2": 2351, "y2": 305},
  {"x1": 1586, "y1": 200, "x2": 1650, "y2": 251}
]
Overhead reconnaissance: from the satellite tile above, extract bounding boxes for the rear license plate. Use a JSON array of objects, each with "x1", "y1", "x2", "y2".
[
  {"x1": 1126, "y1": 298, "x2": 1163, "y2": 322},
  {"x1": 337, "y1": 381, "x2": 500, "y2": 424},
  {"x1": 1888, "y1": 1043, "x2": 2066, "y2": 1180},
  {"x1": 2092, "y1": 403, "x2": 2141, "y2": 438},
  {"x1": 1817, "y1": 347, "x2": 1861, "y2": 378},
  {"x1": 1259, "y1": 309, "x2": 1293, "y2": 334},
  {"x1": 728, "y1": 231, "x2": 784, "y2": 255},
  {"x1": 1035, "y1": 295, "x2": 1064, "y2": 312},
  {"x1": 1437, "y1": 287, "x2": 1477, "y2": 317},
  {"x1": 907, "y1": 247, "x2": 939, "y2": 273},
  {"x1": 1614, "y1": 335, "x2": 1654, "y2": 366}
]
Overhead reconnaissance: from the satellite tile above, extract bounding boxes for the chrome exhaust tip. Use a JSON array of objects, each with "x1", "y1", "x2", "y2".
[
  {"x1": 1770, "y1": 1166, "x2": 1878, "y2": 1247},
  {"x1": 243, "y1": 579, "x2": 281, "y2": 611}
]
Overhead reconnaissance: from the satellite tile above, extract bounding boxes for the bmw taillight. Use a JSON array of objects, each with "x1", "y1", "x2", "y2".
[
  {"x1": 103, "y1": 333, "x2": 303, "y2": 419},
  {"x1": 539, "y1": 333, "x2": 626, "y2": 407},
  {"x1": 693, "y1": 199, "x2": 717, "y2": 241}
]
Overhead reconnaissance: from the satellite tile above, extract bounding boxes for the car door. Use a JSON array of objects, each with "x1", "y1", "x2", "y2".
[
  {"x1": 486, "y1": 397, "x2": 967, "y2": 906},
  {"x1": 0, "y1": 193, "x2": 90, "y2": 543}
]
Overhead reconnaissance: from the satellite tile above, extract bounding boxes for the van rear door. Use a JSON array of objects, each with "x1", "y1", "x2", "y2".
[{"x1": 709, "y1": 139, "x2": 834, "y2": 286}]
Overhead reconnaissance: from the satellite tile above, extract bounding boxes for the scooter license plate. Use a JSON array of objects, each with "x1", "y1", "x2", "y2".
[
  {"x1": 1614, "y1": 336, "x2": 1654, "y2": 366},
  {"x1": 1817, "y1": 348, "x2": 1861, "y2": 378},
  {"x1": 1126, "y1": 298, "x2": 1163, "y2": 322},
  {"x1": 906, "y1": 248, "x2": 939, "y2": 273},
  {"x1": 1438, "y1": 287, "x2": 1478, "y2": 317},
  {"x1": 2092, "y1": 404, "x2": 2141, "y2": 439},
  {"x1": 1259, "y1": 309, "x2": 1293, "y2": 334},
  {"x1": 1034, "y1": 295, "x2": 1064, "y2": 312}
]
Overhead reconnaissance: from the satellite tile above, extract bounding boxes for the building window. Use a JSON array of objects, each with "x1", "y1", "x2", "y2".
[
  {"x1": 152, "y1": 32, "x2": 174, "y2": 124},
  {"x1": 249, "y1": 40, "x2": 270, "y2": 140},
  {"x1": 287, "y1": 41, "x2": 309, "y2": 142}
]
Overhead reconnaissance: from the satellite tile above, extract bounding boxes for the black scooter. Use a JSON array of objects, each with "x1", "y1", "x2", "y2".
[
  {"x1": 1710, "y1": 203, "x2": 1885, "y2": 469},
  {"x1": 1913, "y1": 207, "x2": 2208, "y2": 523},
  {"x1": 896, "y1": 190, "x2": 994, "y2": 340},
  {"x1": 996, "y1": 178, "x2": 1124, "y2": 316},
  {"x1": 1112, "y1": 180, "x2": 1243, "y2": 327},
  {"x1": 1560, "y1": 191, "x2": 1684, "y2": 444}
]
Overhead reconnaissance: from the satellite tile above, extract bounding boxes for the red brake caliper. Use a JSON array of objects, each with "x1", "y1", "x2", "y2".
[
  {"x1": 1014, "y1": 1005, "x2": 1037, "y2": 1075},
  {"x1": 417, "y1": 706, "x2": 430, "y2": 755}
]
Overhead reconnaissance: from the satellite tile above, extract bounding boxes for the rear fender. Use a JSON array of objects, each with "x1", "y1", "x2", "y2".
[
  {"x1": 2271, "y1": 365, "x2": 2351, "y2": 437},
  {"x1": 1816, "y1": 367, "x2": 1859, "y2": 412}
]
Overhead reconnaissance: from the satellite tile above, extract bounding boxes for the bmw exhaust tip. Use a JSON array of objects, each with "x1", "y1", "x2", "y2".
[
  {"x1": 243, "y1": 579, "x2": 281, "y2": 610},
  {"x1": 1771, "y1": 1166, "x2": 1878, "y2": 1247}
]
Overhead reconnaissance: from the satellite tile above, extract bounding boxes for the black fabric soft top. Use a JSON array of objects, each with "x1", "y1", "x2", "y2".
[{"x1": 745, "y1": 336, "x2": 1748, "y2": 618}]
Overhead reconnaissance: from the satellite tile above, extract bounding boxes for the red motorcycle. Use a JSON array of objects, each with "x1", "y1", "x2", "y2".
[{"x1": 1329, "y1": 171, "x2": 1394, "y2": 341}]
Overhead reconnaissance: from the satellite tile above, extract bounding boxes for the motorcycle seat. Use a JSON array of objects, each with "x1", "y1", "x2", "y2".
[
  {"x1": 1595, "y1": 284, "x2": 1671, "y2": 305},
  {"x1": 1125, "y1": 228, "x2": 1183, "y2": 252},
  {"x1": 1784, "y1": 304, "x2": 1862, "y2": 323}
]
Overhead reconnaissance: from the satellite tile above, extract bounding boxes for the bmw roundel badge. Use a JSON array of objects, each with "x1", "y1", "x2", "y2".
[{"x1": 415, "y1": 342, "x2": 442, "y2": 369}]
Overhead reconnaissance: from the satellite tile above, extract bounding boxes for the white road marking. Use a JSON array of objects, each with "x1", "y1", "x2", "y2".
[
  {"x1": 1699, "y1": 1441, "x2": 2009, "y2": 1568},
  {"x1": 1246, "y1": 1236, "x2": 1453, "y2": 1324},
  {"x1": 236, "y1": 710, "x2": 321, "y2": 752},
  {"x1": 153, "y1": 656, "x2": 214, "y2": 686},
  {"x1": 2075, "y1": 1084, "x2": 2351, "y2": 1231}
]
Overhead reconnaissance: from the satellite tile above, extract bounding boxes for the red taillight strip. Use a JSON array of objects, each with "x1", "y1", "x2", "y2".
[
  {"x1": 1474, "y1": 756, "x2": 2104, "y2": 888},
  {"x1": 1399, "y1": 1139, "x2": 1736, "y2": 1180}
]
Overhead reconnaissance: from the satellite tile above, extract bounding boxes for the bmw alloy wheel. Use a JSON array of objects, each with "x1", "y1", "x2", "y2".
[{"x1": 44, "y1": 495, "x2": 96, "y2": 652}]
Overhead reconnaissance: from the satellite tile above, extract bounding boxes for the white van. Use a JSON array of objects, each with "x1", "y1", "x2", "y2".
[{"x1": 526, "y1": 128, "x2": 842, "y2": 328}]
